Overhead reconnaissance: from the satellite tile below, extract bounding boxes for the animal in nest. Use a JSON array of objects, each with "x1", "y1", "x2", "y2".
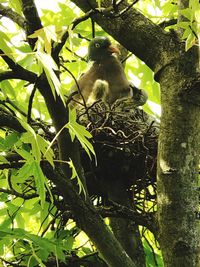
[{"x1": 70, "y1": 36, "x2": 148, "y2": 108}]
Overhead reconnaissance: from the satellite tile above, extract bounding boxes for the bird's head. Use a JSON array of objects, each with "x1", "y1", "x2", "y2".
[{"x1": 88, "y1": 36, "x2": 119, "y2": 62}]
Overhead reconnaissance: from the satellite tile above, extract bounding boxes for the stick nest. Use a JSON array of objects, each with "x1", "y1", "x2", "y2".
[{"x1": 77, "y1": 98, "x2": 159, "y2": 198}]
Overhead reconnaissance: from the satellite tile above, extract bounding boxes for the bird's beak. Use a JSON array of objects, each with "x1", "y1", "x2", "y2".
[{"x1": 107, "y1": 45, "x2": 120, "y2": 54}]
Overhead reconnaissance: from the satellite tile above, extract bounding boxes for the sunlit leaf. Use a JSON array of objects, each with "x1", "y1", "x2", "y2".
[
  {"x1": 67, "y1": 108, "x2": 95, "y2": 161},
  {"x1": 0, "y1": 155, "x2": 9, "y2": 164},
  {"x1": 180, "y1": 8, "x2": 192, "y2": 20},
  {"x1": 32, "y1": 161, "x2": 48, "y2": 209},
  {"x1": 185, "y1": 32, "x2": 196, "y2": 51},
  {"x1": 0, "y1": 31, "x2": 14, "y2": 60},
  {"x1": 68, "y1": 158, "x2": 86, "y2": 196},
  {"x1": 20, "y1": 132, "x2": 41, "y2": 162},
  {"x1": 37, "y1": 135, "x2": 55, "y2": 167},
  {"x1": 97, "y1": 0, "x2": 101, "y2": 9},
  {"x1": 36, "y1": 51, "x2": 66, "y2": 105}
]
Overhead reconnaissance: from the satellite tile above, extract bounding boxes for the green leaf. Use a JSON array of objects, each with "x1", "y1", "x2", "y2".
[
  {"x1": 10, "y1": 0, "x2": 22, "y2": 15},
  {"x1": 0, "y1": 155, "x2": 9, "y2": 164},
  {"x1": 177, "y1": 21, "x2": 190, "y2": 30},
  {"x1": 20, "y1": 132, "x2": 41, "y2": 162},
  {"x1": 32, "y1": 161, "x2": 46, "y2": 209},
  {"x1": 28, "y1": 241, "x2": 46, "y2": 267},
  {"x1": 185, "y1": 32, "x2": 196, "y2": 51},
  {"x1": 29, "y1": 26, "x2": 61, "y2": 54},
  {"x1": 16, "y1": 162, "x2": 34, "y2": 183},
  {"x1": 180, "y1": 8, "x2": 192, "y2": 20},
  {"x1": 14, "y1": 146, "x2": 33, "y2": 161},
  {"x1": 182, "y1": 28, "x2": 191, "y2": 39},
  {"x1": 36, "y1": 51, "x2": 66, "y2": 105},
  {"x1": 4, "y1": 132, "x2": 20, "y2": 150},
  {"x1": 68, "y1": 159, "x2": 86, "y2": 196},
  {"x1": 0, "y1": 31, "x2": 14, "y2": 60},
  {"x1": 37, "y1": 135, "x2": 54, "y2": 167},
  {"x1": 0, "y1": 80, "x2": 16, "y2": 98},
  {"x1": 67, "y1": 109, "x2": 95, "y2": 161}
]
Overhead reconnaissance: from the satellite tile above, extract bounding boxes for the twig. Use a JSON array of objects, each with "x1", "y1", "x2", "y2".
[
  {"x1": 60, "y1": 63, "x2": 88, "y2": 110},
  {"x1": 159, "y1": 19, "x2": 177, "y2": 29},
  {"x1": 91, "y1": 18, "x2": 95, "y2": 38},
  {"x1": 0, "y1": 100, "x2": 16, "y2": 116},
  {"x1": 0, "y1": 257, "x2": 21, "y2": 267},
  {"x1": 65, "y1": 91, "x2": 78, "y2": 106},
  {"x1": 112, "y1": 0, "x2": 118, "y2": 12},
  {"x1": 121, "y1": 52, "x2": 132, "y2": 64},
  {"x1": 109, "y1": 0, "x2": 139, "y2": 18},
  {"x1": 0, "y1": 108, "x2": 25, "y2": 132},
  {"x1": 0, "y1": 187, "x2": 38, "y2": 200},
  {"x1": 5, "y1": 97, "x2": 27, "y2": 117},
  {"x1": 96, "y1": 201, "x2": 157, "y2": 236},
  {"x1": 65, "y1": 47, "x2": 87, "y2": 62},
  {"x1": 53, "y1": 10, "x2": 96, "y2": 60}
]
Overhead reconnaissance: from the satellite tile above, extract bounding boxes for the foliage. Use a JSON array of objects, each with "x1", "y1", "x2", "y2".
[{"x1": 0, "y1": 0, "x2": 199, "y2": 266}]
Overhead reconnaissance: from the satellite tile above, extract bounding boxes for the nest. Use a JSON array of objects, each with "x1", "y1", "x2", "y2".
[{"x1": 77, "y1": 98, "x2": 159, "y2": 199}]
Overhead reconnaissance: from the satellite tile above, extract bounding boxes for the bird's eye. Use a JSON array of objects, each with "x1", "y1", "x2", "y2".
[{"x1": 95, "y1": 43, "x2": 100, "y2": 48}]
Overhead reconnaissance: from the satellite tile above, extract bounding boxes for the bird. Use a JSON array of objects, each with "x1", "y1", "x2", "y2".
[{"x1": 70, "y1": 36, "x2": 148, "y2": 107}]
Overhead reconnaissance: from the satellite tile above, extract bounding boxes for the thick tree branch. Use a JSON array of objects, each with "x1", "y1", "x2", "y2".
[
  {"x1": 21, "y1": 0, "x2": 43, "y2": 48},
  {"x1": 0, "y1": 50, "x2": 37, "y2": 83},
  {"x1": 71, "y1": 0, "x2": 181, "y2": 74},
  {"x1": 0, "y1": 108, "x2": 24, "y2": 132},
  {"x1": 0, "y1": 71, "x2": 25, "y2": 82},
  {"x1": 0, "y1": 3, "x2": 26, "y2": 29}
]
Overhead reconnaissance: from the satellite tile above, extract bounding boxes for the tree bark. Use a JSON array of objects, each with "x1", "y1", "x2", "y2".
[{"x1": 157, "y1": 47, "x2": 200, "y2": 267}]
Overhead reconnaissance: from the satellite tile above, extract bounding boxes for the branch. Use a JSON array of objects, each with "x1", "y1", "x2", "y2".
[
  {"x1": 71, "y1": 0, "x2": 180, "y2": 74},
  {"x1": 0, "y1": 51, "x2": 37, "y2": 83},
  {"x1": 0, "y1": 108, "x2": 24, "y2": 132},
  {"x1": 0, "y1": 71, "x2": 25, "y2": 81},
  {"x1": 27, "y1": 82, "x2": 37, "y2": 123},
  {"x1": 41, "y1": 163, "x2": 137, "y2": 267},
  {"x1": 21, "y1": 0, "x2": 43, "y2": 48},
  {"x1": 0, "y1": 187, "x2": 38, "y2": 200},
  {"x1": 0, "y1": 3, "x2": 26, "y2": 29},
  {"x1": 97, "y1": 202, "x2": 158, "y2": 238},
  {"x1": 52, "y1": 10, "x2": 96, "y2": 62},
  {"x1": 108, "y1": 0, "x2": 140, "y2": 18},
  {"x1": 0, "y1": 49, "x2": 18, "y2": 70},
  {"x1": 159, "y1": 19, "x2": 177, "y2": 29}
]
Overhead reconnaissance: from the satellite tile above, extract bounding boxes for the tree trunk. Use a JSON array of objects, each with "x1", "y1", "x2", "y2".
[{"x1": 157, "y1": 46, "x2": 200, "y2": 267}]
